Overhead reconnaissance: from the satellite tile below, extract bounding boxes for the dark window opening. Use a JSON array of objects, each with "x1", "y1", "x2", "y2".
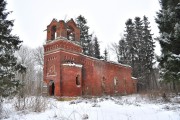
[
  {"x1": 51, "y1": 26, "x2": 57, "y2": 40},
  {"x1": 76, "y1": 75, "x2": 80, "y2": 86}
]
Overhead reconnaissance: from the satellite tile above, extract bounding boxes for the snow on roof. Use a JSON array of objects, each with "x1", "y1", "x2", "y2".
[
  {"x1": 107, "y1": 61, "x2": 131, "y2": 68},
  {"x1": 47, "y1": 37, "x2": 82, "y2": 48},
  {"x1": 62, "y1": 63, "x2": 82, "y2": 67},
  {"x1": 81, "y1": 53, "x2": 131, "y2": 68},
  {"x1": 131, "y1": 77, "x2": 137, "y2": 80}
]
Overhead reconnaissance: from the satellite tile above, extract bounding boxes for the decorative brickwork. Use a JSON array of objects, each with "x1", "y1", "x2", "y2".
[{"x1": 43, "y1": 19, "x2": 137, "y2": 96}]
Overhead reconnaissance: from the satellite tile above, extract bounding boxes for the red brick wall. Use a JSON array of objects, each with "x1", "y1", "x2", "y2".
[
  {"x1": 46, "y1": 19, "x2": 80, "y2": 41},
  {"x1": 43, "y1": 19, "x2": 137, "y2": 97},
  {"x1": 44, "y1": 39, "x2": 137, "y2": 96},
  {"x1": 43, "y1": 51, "x2": 61, "y2": 96},
  {"x1": 61, "y1": 64, "x2": 82, "y2": 96}
]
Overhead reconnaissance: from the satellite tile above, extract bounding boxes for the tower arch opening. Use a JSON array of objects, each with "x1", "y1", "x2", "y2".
[
  {"x1": 67, "y1": 26, "x2": 75, "y2": 41},
  {"x1": 49, "y1": 80, "x2": 55, "y2": 96},
  {"x1": 51, "y1": 26, "x2": 57, "y2": 40}
]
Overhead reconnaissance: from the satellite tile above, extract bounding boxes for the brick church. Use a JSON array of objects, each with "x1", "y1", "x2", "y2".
[{"x1": 43, "y1": 18, "x2": 137, "y2": 96}]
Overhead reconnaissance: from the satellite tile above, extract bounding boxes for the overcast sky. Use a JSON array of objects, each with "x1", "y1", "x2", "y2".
[{"x1": 7, "y1": 0, "x2": 161, "y2": 58}]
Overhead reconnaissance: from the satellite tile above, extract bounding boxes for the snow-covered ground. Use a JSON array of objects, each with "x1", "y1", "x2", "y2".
[{"x1": 1, "y1": 94, "x2": 180, "y2": 120}]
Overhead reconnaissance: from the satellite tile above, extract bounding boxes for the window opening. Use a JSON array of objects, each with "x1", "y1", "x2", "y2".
[
  {"x1": 114, "y1": 77, "x2": 117, "y2": 86},
  {"x1": 51, "y1": 26, "x2": 57, "y2": 40},
  {"x1": 67, "y1": 26, "x2": 75, "y2": 41},
  {"x1": 76, "y1": 75, "x2": 80, "y2": 86},
  {"x1": 101, "y1": 76, "x2": 106, "y2": 94}
]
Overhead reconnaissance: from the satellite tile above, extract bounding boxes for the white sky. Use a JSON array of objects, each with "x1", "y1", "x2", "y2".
[{"x1": 7, "y1": 0, "x2": 161, "y2": 59}]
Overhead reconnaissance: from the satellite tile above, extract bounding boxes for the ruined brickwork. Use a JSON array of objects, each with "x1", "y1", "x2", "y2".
[{"x1": 43, "y1": 18, "x2": 137, "y2": 96}]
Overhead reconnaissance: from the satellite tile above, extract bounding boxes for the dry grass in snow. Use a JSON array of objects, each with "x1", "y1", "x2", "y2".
[{"x1": 1, "y1": 94, "x2": 180, "y2": 120}]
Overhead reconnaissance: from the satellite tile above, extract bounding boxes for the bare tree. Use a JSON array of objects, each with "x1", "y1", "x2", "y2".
[
  {"x1": 33, "y1": 46, "x2": 44, "y2": 95},
  {"x1": 33, "y1": 46, "x2": 44, "y2": 66},
  {"x1": 16, "y1": 46, "x2": 36, "y2": 95},
  {"x1": 14, "y1": 46, "x2": 45, "y2": 111},
  {"x1": 111, "y1": 43, "x2": 120, "y2": 62},
  {"x1": 16, "y1": 46, "x2": 44, "y2": 96}
]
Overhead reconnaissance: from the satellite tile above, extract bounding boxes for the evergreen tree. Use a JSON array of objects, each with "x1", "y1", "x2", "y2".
[
  {"x1": 155, "y1": 0, "x2": 180, "y2": 90},
  {"x1": 134, "y1": 16, "x2": 155, "y2": 90},
  {"x1": 123, "y1": 19, "x2": 136, "y2": 72},
  {"x1": 93, "y1": 36, "x2": 101, "y2": 59},
  {"x1": 104, "y1": 49, "x2": 108, "y2": 61},
  {"x1": 0, "y1": 0, "x2": 25, "y2": 97},
  {"x1": 118, "y1": 38, "x2": 128, "y2": 64},
  {"x1": 88, "y1": 40, "x2": 95, "y2": 57},
  {"x1": 143, "y1": 16, "x2": 155, "y2": 71},
  {"x1": 142, "y1": 16, "x2": 156, "y2": 89},
  {"x1": 76, "y1": 15, "x2": 92, "y2": 56},
  {"x1": 133, "y1": 17, "x2": 146, "y2": 86},
  {"x1": 121, "y1": 16, "x2": 155, "y2": 90}
]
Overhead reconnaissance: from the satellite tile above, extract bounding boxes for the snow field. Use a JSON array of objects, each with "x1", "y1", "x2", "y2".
[{"x1": 1, "y1": 94, "x2": 180, "y2": 120}]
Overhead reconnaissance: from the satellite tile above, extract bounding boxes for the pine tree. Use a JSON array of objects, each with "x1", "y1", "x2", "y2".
[
  {"x1": 118, "y1": 38, "x2": 128, "y2": 64},
  {"x1": 133, "y1": 17, "x2": 143, "y2": 76},
  {"x1": 142, "y1": 16, "x2": 156, "y2": 89},
  {"x1": 104, "y1": 49, "x2": 108, "y2": 61},
  {"x1": 88, "y1": 40, "x2": 95, "y2": 57},
  {"x1": 76, "y1": 15, "x2": 92, "y2": 56},
  {"x1": 93, "y1": 36, "x2": 101, "y2": 59},
  {"x1": 143, "y1": 16, "x2": 155, "y2": 71},
  {"x1": 121, "y1": 16, "x2": 155, "y2": 90},
  {"x1": 0, "y1": 0, "x2": 25, "y2": 97},
  {"x1": 155, "y1": 0, "x2": 180, "y2": 91},
  {"x1": 123, "y1": 19, "x2": 136, "y2": 74}
]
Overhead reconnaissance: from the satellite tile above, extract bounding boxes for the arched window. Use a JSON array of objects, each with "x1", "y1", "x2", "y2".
[
  {"x1": 67, "y1": 26, "x2": 75, "y2": 41},
  {"x1": 101, "y1": 76, "x2": 106, "y2": 87},
  {"x1": 51, "y1": 26, "x2": 57, "y2": 40},
  {"x1": 114, "y1": 77, "x2": 118, "y2": 86},
  {"x1": 76, "y1": 75, "x2": 80, "y2": 86}
]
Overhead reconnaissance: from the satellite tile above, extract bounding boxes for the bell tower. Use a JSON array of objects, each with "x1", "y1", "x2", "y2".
[
  {"x1": 43, "y1": 18, "x2": 83, "y2": 96},
  {"x1": 46, "y1": 18, "x2": 80, "y2": 42}
]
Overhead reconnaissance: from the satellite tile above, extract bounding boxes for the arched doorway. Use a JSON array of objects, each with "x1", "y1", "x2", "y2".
[{"x1": 49, "y1": 80, "x2": 55, "y2": 96}]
